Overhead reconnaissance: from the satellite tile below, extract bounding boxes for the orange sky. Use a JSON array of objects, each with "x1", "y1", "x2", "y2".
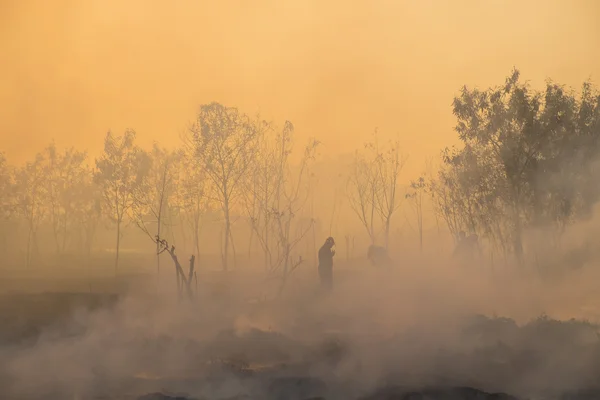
[{"x1": 1, "y1": 0, "x2": 599, "y2": 176}]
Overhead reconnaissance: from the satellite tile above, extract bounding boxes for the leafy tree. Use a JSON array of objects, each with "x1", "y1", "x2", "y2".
[
  {"x1": 373, "y1": 138, "x2": 407, "y2": 249},
  {"x1": 94, "y1": 130, "x2": 151, "y2": 275},
  {"x1": 42, "y1": 142, "x2": 91, "y2": 254},
  {"x1": 14, "y1": 153, "x2": 48, "y2": 267},
  {"x1": 0, "y1": 153, "x2": 16, "y2": 253},
  {"x1": 271, "y1": 126, "x2": 319, "y2": 293},
  {"x1": 72, "y1": 173, "x2": 102, "y2": 258},
  {"x1": 347, "y1": 147, "x2": 379, "y2": 244},
  {"x1": 190, "y1": 102, "x2": 260, "y2": 271},
  {"x1": 439, "y1": 69, "x2": 600, "y2": 262}
]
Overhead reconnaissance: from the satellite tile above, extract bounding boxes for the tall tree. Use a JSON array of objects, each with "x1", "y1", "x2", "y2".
[
  {"x1": 405, "y1": 176, "x2": 428, "y2": 254},
  {"x1": 131, "y1": 144, "x2": 178, "y2": 275},
  {"x1": 14, "y1": 153, "x2": 47, "y2": 267},
  {"x1": 440, "y1": 69, "x2": 600, "y2": 262},
  {"x1": 174, "y1": 147, "x2": 211, "y2": 261},
  {"x1": 243, "y1": 122, "x2": 279, "y2": 271},
  {"x1": 42, "y1": 142, "x2": 91, "y2": 254},
  {"x1": 0, "y1": 153, "x2": 15, "y2": 254},
  {"x1": 347, "y1": 132, "x2": 406, "y2": 248},
  {"x1": 372, "y1": 138, "x2": 407, "y2": 249},
  {"x1": 95, "y1": 130, "x2": 151, "y2": 276},
  {"x1": 72, "y1": 174, "x2": 102, "y2": 258},
  {"x1": 190, "y1": 102, "x2": 260, "y2": 271},
  {"x1": 246, "y1": 121, "x2": 318, "y2": 285}
]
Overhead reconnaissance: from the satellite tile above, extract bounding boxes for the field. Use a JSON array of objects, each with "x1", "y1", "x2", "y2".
[{"x1": 2, "y1": 254, "x2": 600, "y2": 400}]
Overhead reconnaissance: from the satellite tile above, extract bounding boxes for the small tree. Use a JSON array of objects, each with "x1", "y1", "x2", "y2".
[
  {"x1": 373, "y1": 138, "x2": 407, "y2": 249},
  {"x1": 131, "y1": 144, "x2": 178, "y2": 275},
  {"x1": 346, "y1": 148, "x2": 379, "y2": 244},
  {"x1": 243, "y1": 122, "x2": 279, "y2": 271},
  {"x1": 175, "y1": 139, "x2": 212, "y2": 262},
  {"x1": 245, "y1": 121, "x2": 318, "y2": 292},
  {"x1": 405, "y1": 176, "x2": 428, "y2": 254},
  {"x1": 72, "y1": 175, "x2": 102, "y2": 258},
  {"x1": 14, "y1": 154, "x2": 47, "y2": 267},
  {"x1": 347, "y1": 131, "x2": 406, "y2": 248},
  {"x1": 95, "y1": 130, "x2": 151, "y2": 276},
  {"x1": 272, "y1": 125, "x2": 319, "y2": 292},
  {"x1": 42, "y1": 142, "x2": 91, "y2": 254},
  {"x1": 0, "y1": 153, "x2": 16, "y2": 254},
  {"x1": 190, "y1": 102, "x2": 260, "y2": 271}
]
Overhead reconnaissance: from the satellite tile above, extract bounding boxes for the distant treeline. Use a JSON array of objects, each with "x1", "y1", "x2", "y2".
[{"x1": 0, "y1": 69, "x2": 598, "y2": 274}]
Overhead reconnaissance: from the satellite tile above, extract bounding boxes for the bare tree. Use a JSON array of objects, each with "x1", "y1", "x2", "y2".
[
  {"x1": 372, "y1": 138, "x2": 407, "y2": 249},
  {"x1": 245, "y1": 121, "x2": 319, "y2": 292},
  {"x1": 405, "y1": 176, "x2": 428, "y2": 254},
  {"x1": 272, "y1": 125, "x2": 319, "y2": 293},
  {"x1": 175, "y1": 139, "x2": 212, "y2": 262},
  {"x1": 190, "y1": 102, "x2": 260, "y2": 271},
  {"x1": 131, "y1": 144, "x2": 178, "y2": 275},
  {"x1": 94, "y1": 130, "x2": 151, "y2": 276},
  {"x1": 243, "y1": 122, "x2": 279, "y2": 271},
  {"x1": 347, "y1": 132, "x2": 406, "y2": 248},
  {"x1": 156, "y1": 236, "x2": 195, "y2": 301},
  {"x1": 346, "y1": 149, "x2": 379, "y2": 244}
]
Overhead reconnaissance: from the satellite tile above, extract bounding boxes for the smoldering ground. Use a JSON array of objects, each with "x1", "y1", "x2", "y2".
[{"x1": 3, "y1": 252, "x2": 600, "y2": 400}]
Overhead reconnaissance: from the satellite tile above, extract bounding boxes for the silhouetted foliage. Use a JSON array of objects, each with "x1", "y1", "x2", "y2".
[
  {"x1": 0, "y1": 153, "x2": 15, "y2": 253},
  {"x1": 189, "y1": 102, "x2": 261, "y2": 271},
  {"x1": 438, "y1": 69, "x2": 600, "y2": 260},
  {"x1": 132, "y1": 144, "x2": 178, "y2": 275},
  {"x1": 245, "y1": 120, "x2": 318, "y2": 291},
  {"x1": 14, "y1": 153, "x2": 48, "y2": 267},
  {"x1": 347, "y1": 131, "x2": 406, "y2": 249},
  {"x1": 95, "y1": 130, "x2": 151, "y2": 275},
  {"x1": 42, "y1": 142, "x2": 91, "y2": 254}
]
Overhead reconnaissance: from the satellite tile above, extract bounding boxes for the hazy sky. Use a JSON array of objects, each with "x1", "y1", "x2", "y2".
[{"x1": 1, "y1": 0, "x2": 599, "y2": 175}]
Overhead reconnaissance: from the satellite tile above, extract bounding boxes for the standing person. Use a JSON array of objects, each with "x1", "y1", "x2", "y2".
[{"x1": 318, "y1": 237, "x2": 336, "y2": 291}]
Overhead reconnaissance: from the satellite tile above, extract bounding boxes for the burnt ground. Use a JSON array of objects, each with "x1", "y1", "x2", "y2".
[
  {"x1": 3, "y1": 258, "x2": 600, "y2": 400},
  {"x1": 1, "y1": 290, "x2": 600, "y2": 400}
]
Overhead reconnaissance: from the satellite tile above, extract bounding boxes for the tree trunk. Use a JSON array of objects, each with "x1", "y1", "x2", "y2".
[
  {"x1": 418, "y1": 202, "x2": 423, "y2": 254},
  {"x1": 384, "y1": 216, "x2": 391, "y2": 250},
  {"x1": 156, "y1": 215, "x2": 161, "y2": 275},
  {"x1": 52, "y1": 219, "x2": 60, "y2": 254},
  {"x1": 115, "y1": 219, "x2": 121, "y2": 277},
  {"x1": 278, "y1": 244, "x2": 290, "y2": 297},
  {"x1": 229, "y1": 227, "x2": 237, "y2": 269},
  {"x1": 223, "y1": 205, "x2": 230, "y2": 272},
  {"x1": 26, "y1": 224, "x2": 32, "y2": 268},
  {"x1": 248, "y1": 228, "x2": 254, "y2": 263},
  {"x1": 513, "y1": 199, "x2": 524, "y2": 268},
  {"x1": 194, "y1": 217, "x2": 201, "y2": 260},
  {"x1": 62, "y1": 212, "x2": 68, "y2": 254}
]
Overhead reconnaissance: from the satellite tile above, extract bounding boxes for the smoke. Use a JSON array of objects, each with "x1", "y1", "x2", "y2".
[
  {"x1": 2, "y1": 1, "x2": 600, "y2": 399},
  {"x1": 4, "y1": 248, "x2": 600, "y2": 399},
  {"x1": 1, "y1": 0, "x2": 599, "y2": 174}
]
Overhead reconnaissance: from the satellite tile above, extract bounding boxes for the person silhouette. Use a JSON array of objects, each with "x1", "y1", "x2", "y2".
[{"x1": 318, "y1": 237, "x2": 336, "y2": 291}]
